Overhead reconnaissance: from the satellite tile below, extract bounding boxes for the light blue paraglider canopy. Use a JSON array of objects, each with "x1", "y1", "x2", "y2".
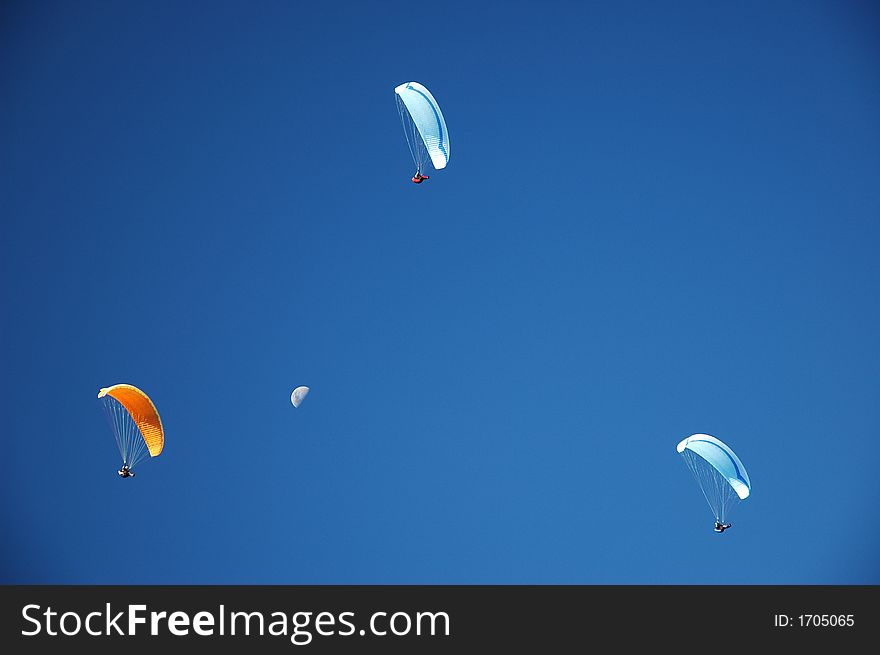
[
  {"x1": 394, "y1": 82, "x2": 450, "y2": 171},
  {"x1": 677, "y1": 433, "x2": 751, "y2": 500}
]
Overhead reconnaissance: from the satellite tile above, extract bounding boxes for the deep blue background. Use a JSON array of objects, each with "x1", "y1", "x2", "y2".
[{"x1": 2, "y1": 1, "x2": 878, "y2": 583}]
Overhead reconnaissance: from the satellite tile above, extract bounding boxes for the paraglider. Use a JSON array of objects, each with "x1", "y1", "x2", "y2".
[
  {"x1": 98, "y1": 384, "x2": 164, "y2": 478},
  {"x1": 291, "y1": 386, "x2": 310, "y2": 408},
  {"x1": 676, "y1": 433, "x2": 751, "y2": 533},
  {"x1": 395, "y1": 82, "x2": 449, "y2": 183}
]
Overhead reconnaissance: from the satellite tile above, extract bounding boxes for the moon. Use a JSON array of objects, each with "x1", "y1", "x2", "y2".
[{"x1": 291, "y1": 386, "x2": 310, "y2": 408}]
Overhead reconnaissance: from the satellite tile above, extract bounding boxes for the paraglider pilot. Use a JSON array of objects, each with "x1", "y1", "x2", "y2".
[
  {"x1": 714, "y1": 521, "x2": 731, "y2": 533},
  {"x1": 118, "y1": 465, "x2": 135, "y2": 478},
  {"x1": 411, "y1": 167, "x2": 429, "y2": 184}
]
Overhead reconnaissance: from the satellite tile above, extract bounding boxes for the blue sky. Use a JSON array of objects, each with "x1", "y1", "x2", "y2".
[{"x1": 1, "y1": 1, "x2": 878, "y2": 584}]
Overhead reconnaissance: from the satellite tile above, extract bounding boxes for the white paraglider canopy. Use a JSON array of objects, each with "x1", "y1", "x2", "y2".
[
  {"x1": 291, "y1": 386, "x2": 310, "y2": 408},
  {"x1": 395, "y1": 81, "x2": 450, "y2": 172}
]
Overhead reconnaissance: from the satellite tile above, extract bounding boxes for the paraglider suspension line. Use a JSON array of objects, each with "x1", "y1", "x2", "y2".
[
  {"x1": 396, "y1": 95, "x2": 427, "y2": 173},
  {"x1": 101, "y1": 397, "x2": 150, "y2": 471}
]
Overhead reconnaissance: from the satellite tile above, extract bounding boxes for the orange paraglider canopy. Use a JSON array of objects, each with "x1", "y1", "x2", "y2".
[{"x1": 97, "y1": 384, "x2": 164, "y2": 457}]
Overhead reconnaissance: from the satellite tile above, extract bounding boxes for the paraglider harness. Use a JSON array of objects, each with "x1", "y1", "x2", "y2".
[
  {"x1": 411, "y1": 167, "x2": 429, "y2": 184},
  {"x1": 714, "y1": 521, "x2": 731, "y2": 533},
  {"x1": 118, "y1": 465, "x2": 135, "y2": 478}
]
